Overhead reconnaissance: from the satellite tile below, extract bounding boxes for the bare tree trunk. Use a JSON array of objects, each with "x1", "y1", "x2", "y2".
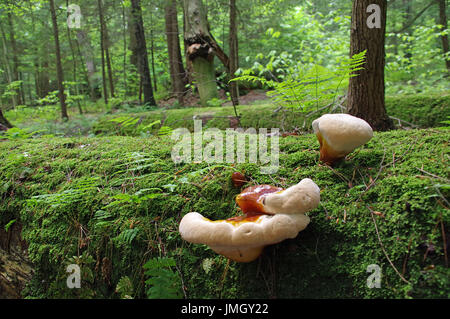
[
  {"x1": 130, "y1": 0, "x2": 157, "y2": 106},
  {"x1": 122, "y1": 3, "x2": 128, "y2": 96},
  {"x1": 0, "y1": 21, "x2": 16, "y2": 108},
  {"x1": 49, "y1": 0, "x2": 69, "y2": 121},
  {"x1": 0, "y1": 109, "x2": 13, "y2": 128},
  {"x1": 229, "y1": 0, "x2": 239, "y2": 106},
  {"x1": 100, "y1": 1, "x2": 115, "y2": 98},
  {"x1": 149, "y1": 9, "x2": 158, "y2": 92},
  {"x1": 66, "y1": 0, "x2": 82, "y2": 114},
  {"x1": 98, "y1": 0, "x2": 109, "y2": 105},
  {"x1": 165, "y1": 0, "x2": 187, "y2": 105},
  {"x1": 437, "y1": 0, "x2": 450, "y2": 72},
  {"x1": 7, "y1": 13, "x2": 23, "y2": 105},
  {"x1": 347, "y1": 0, "x2": 393, "y2": 131}
]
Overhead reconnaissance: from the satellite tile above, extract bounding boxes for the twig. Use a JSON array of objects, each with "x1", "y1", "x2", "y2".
[
  {"x1": 402, "y1": 236, "x2": 413, "y2": 276},
  {"x1": 389, "y1": 116, "x2": 419, "y2": 129},
  {"x1": 174, "y1": 259, "x2": 188, "y2": 299},
  {"x1": 416, "y1": 167, "x2": 450, "y2": 183},
  {"x1": 440, "y1": 212, "x2": 448, "y2": 268},
  {"x1": 218, "y1": 258, "x2": 230, "y2": 299},
  {"x1": 368, "y1": 206, "x2": 410, "y2": 284}
]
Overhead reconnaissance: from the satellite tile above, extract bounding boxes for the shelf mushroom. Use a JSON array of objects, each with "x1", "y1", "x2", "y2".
[
  {"x1": 179, "y1": 178, "x2": 320, "y2": 262},
  {"x1": 312, "y1": 113, "x2": 373, "y2": 166}
]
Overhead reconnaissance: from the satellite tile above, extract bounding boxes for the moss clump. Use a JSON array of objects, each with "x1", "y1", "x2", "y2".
[{"x1": 0, "y1": 128, "x2": 448, "y2": 298}]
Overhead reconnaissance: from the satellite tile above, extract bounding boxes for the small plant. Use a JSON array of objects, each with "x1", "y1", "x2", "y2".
[
  {"x1": 143, "y1": 257, "x2": 183, "y2": 299},
  {"x1": 115, "y1": 276, "x2": 134, "y2": 299},
  {"x1": 231, "y1": 50, "x2": 366, "y2": 113},
  {"x1": 206, "y1": 98, "x2": 223, "y2": 108},
  {"x1": 0, "y1": 127, "x2": 44, "y2": 140}
]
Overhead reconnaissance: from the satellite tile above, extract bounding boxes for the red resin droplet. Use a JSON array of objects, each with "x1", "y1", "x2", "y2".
[{"x1": 231, "y1": 171, "x2": 247, "y2": 187}]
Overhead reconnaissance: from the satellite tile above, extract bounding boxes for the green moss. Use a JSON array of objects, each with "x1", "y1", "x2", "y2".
[
  {"x1": 0, "y1": 128, "x2": 449, "y2": 299},
  {"x1": 92, "y1": 94, "x2": 450, "y2": 136}
]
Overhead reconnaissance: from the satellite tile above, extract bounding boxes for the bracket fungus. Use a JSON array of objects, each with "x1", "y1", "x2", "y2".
[
  {"x1": 312, "y1": 113, "x2": 373, "y2": 166},
  {"x1": 179, "y1": 178, "x2": 320, "y2": 262}
]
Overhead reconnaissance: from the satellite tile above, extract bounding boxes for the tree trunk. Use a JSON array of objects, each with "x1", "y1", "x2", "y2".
[
  {"x1": 229, "y1": 0, "x2": 239, "y2": 106},
  {"x1": 49, "y1": 0, "x2": 69, "y2": 121},
  {"x1": 98, "y1": 0, "x2": 109, "y2": 105},
  {"x1": 402, "y1": 0, "x2": 412, "y2": 63},
  {"x1": 437, "y1": 0, "x2": 450, "y2": 72},
  {"x1": 0, "y1": 109, "x2": 13, "y2": 128},
  {"x1": 99, "y1": 0, "x2": 115, "y2": 98},
  {"x1": 347, "y1": 0, "x2": 393, "y2": 131},
  {"x1": 128, "y1": 12, "x2": 138, "y2": 70},
  {"x1": 104, "y1": 30, "x2": 115, "y2": 98},
  {"x1": 122, "y1": 3, "x2": 128, "y2": 96},
  {"x1": 66, "y1": 0, "x2": 82, "y2": 114},
  {"x1": 130, "y1": 0, "x2": 157, "y2": 106},
  {"x1": 149, "y1": 10, "x2": 158, "y2": 92},
  {"x1": 76, "y1": 29, "x2": 97, "y2": 100},
  {"x1": 183, "y1": 0, "x2": 219, "y2": 106},
  {"x1": 7, "y1": 13, "x2": 23, "y2": 105},
  {"x1": 165, "y1": 0, "x2": 187, "y2": 105},
  {"x1": 0, "y1": 21, "x2": 16, "y2": 108}
]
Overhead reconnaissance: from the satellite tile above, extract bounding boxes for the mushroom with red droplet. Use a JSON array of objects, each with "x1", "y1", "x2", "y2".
[
  {"x1": 179, "y1": 178, "x2": 320, "y2": 262},
  {"x1": 312, "y1": 113, "x2": 373, "y2": 166}
]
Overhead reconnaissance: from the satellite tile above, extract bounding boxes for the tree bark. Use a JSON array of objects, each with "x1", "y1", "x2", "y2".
[
  {"x1": 98, "y1": 0, "x2": 109, "y2": 105},
  {"x1": 98, "y1": 0, "x2": 115, "y2": 98},
  {"x1": 229, "y1": 0, "x2": 239, "y2": 106},
  {"x1": 437, "y1": 0, "x2": 450, "y2": 72},
  {"x1": 149, "y1": 10, "x2": 158, "y2": 92},
  {"x1": 0, "y1": 21, "x2": 16, "y2": 108},
  {"x1": 7, "y1": 13, "x2": 23, "y2": 105},
  {"x1": 49, "y1": 0, "x2": 69, "y2": 121},
  {"x1": 130, "y1": 0, "x2": 157, "y2": 106},
  {"x1": 122, "y1": 3, "x2": 128, "y2": 96},
  {"x1": 183, "y1": 0, "x2": 219, "y2": 106},
  {"x1": 165, "y1": 0, "x2": 187, "y2": 105},
  {"x1": 0, "y1": 109, "x2": 13, "y2": 128},
  {"x1": 66, "y1": 0, "x2": 82, "y2": 114},
  {"x1": 347, "y1": 0, "x2": 393, "y2": 131}
]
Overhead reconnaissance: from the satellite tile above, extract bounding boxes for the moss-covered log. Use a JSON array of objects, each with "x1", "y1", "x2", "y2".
[{"x1": 0, "y1": 128, "x2": 448, "y2": 298}]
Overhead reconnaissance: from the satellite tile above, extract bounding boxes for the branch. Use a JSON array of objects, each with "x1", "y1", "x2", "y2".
[{"x1": 391, "y1": 1, "x2": 435, "y2": 34}]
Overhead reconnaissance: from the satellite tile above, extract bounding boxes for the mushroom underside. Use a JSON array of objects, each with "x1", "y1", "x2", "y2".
[{"x1": 179, "y1": 212, "x2": 310, "y2": 262}]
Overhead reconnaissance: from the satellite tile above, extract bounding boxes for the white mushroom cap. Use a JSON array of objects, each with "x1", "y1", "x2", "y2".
[
  {"x1": 312, "y1": 113, "x2": 373, "y2": 164},
  {"x1": 179, "y1": 212, "x2": 310, "y2": 262},
  {"x1": 262, "y1": 178, "x2": 320, "y2": 215}
]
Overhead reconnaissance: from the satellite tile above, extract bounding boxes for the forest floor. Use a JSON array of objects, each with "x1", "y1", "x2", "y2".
[
  {"x1": 0, "y1": 92, "x2": 449, "y2": 299},
  {"x1": 158, "y1": 89, "x2": 269, "y2": 108}
]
